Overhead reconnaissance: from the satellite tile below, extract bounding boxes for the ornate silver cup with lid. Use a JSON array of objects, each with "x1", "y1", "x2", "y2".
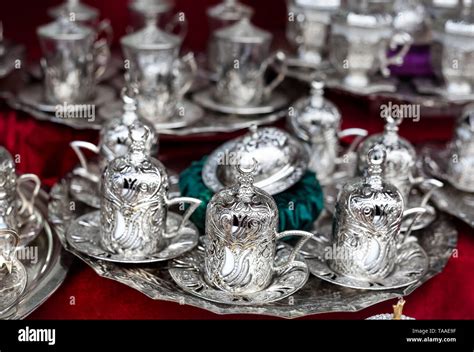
[
  {"x1": 204, "y1": 161, "x2": 312, "y2": 295},
  {"x1": 206, "y1": 0, "x2": 254, "y2": 72},
  {"x1": 211, "y1": 18, "x2": 287, "y2": 107},
  {"x1": 287, "y1": 80, "x2": 367, "y2": 183},
  {"x1": 129, "y1": 0, "x2": 175, "y2": 30},
  {"x1": 431, "y1": 2, "x2": 474, "y2": 95},
  {"x1": 203, "y1": 126, "x2": 309, "y2": 195},
  {"x1": 446, "y1": 104, "x2": 474, "y2": 191},
  {"x1": 37, "y1": 12, "x2": 111, "y2": 104},
  {"x1": 286, "y1": 0, "x2": 340, "y2": 66},
  {"x1": 0, "y1": 147, "x2": 41, "y2": 244},
  {"x1": 329, "y1": 146, "x2": 427, "y2": 281},
  {"x1": 100, "y1": 124, "x2": 201, "y2": 256},
  {"x1": 329, "y1": 0, "x2": 413, "y2": 88},
  {"x1": 121, "y1": 15, "x2": 196, "y2": 122},
  {"x1": 357, "y1": 115, "x2": 417, "y2": 203}
]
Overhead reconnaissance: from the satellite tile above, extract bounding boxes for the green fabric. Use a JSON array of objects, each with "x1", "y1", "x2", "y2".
[{"x1": 179, "y1": 157, "x2": 324, "y2": 234}]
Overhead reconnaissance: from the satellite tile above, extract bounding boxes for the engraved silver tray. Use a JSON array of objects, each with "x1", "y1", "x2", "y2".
[
  {"x1": 2, "y1": 185, "x2": 71, "y2": 319},
  {"x1": 49, "y1": 177, "x2": 457, "y2": 318}
]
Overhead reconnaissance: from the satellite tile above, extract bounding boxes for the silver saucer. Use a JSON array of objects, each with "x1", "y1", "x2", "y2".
[
  {"x1": 66, "y1": 210, "x2": 199, "y2": 264},
  {"x1": 413, "y1": 78, "x2": 474, "y2": 104},
  {"x1": 304, "y1": 236, "x2": 429, "y2": 291},
  {"x1": 99, "y1": 99, "x2": 204, "y2": 130},
  {"x1": 17, "y1": 84, "x2": 116, "y2": 114},
  {"x1": 202, "y1": 138, "x2": 308, "y2": 195},
  {"x1": 169, "y1": 244, "x2": 309, "y2": 306},
  {"x1": 193, "y1": 87, "x2": 289, "y2": 115}
]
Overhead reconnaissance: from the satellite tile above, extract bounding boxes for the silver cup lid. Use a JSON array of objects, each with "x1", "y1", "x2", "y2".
[
  {"x1": 338, "y1": 145, "x2": 404, "y2": 225},
  {"x1": 213, "y1": 17, "x2": 272, "y2": 44},
  {"x1": 99, "y1": 84, "x2": 158, "y2": 162},
  {"x1": 207, "y1": 0, "x2": 254, "y2": 22},
  {"x1": 205, "y1": 126, "x2": 309, "y2": 195},
  {"x1": 102, "y1": 124, "x2": 168, "y2": 204},
  {"x1": 48, "y1": 0, "x2": 99, "y2": 22},
  {"x1": 120, "y1": 16, "x2": 182, "y2": 50},
  {"x1": 129, "y1": 0, "x2": 174, "y2": 16},
  {"x1": 333, "y1": 0, "x2": 393, "y2": 28},
  {"x1": 37, "y1": 11, "x2": 94, "y2": 41},
  {"x1": 207, "y1": 161, "x2": 278, "y2": 242},
  {"x1": 288, "y1": 80, "x2": 341, "y2": 143},
  {"x1": 357, "y1": 116, "x2": 416, "y2": 179},
  {"x1": 294, "y1": 0, "x2": 341, "y2": 10}
]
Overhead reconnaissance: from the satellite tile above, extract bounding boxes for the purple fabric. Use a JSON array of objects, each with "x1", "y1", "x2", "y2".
[{"x1": 389, "y1": 45, "x2": 433, "y2": 77}]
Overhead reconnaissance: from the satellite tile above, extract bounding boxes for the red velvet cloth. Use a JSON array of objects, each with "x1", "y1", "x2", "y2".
[{"x1": 0, "y1": 0, "x2": 473, "y2": 320}]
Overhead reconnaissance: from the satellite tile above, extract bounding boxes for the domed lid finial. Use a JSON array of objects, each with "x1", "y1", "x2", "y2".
[
  {"x1": 366, "y1": 145, "x2": 386, "y2": 189},
  {"x1": 129, "y1": 123, "x2": 150, "y2": 164}
]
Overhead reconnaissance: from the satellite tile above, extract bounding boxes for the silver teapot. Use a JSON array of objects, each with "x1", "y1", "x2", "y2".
[
  {"x1": 329, "y1": 146, "x2": 427, "y2": 281},
  {"x1": 37, "y1": 12, "x2": 111, "y2": 104},
  {"x1": 286, "y1": 0, "x2": 340, "y2": 65},
  {"x1": 211, "y1": 18, "x2": 287, "y2": 107},
  {"x1": 288, "y1": 80, "x2": 367, "y2": 183},
  {"x1": 100, "y1": 124, "x2": 201, "y2": 256},
  {"x1": 121, "y1": 15, "x2": 196, "y2": 122},
  {"x1": 204, "y1": 161, "x2": 312, "y2": 294},
  {"x1": 329, "y1": 0, "x2": 413, "y2": 88}
]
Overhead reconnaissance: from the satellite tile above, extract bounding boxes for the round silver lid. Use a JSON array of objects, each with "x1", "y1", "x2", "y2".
[
  {"x1": 37, "y1": 13, "x2": 94, "y2": 41},
  {"x1": 334, "y1": 0, "x2": 393, "y2": 28},
  {"x1": 288, "y1": 80, "x2": 341, "y2": 143},
  {"x1": 99, "y1": 86, "x2": 158, "y2": 162},
  {"x1": 103, "y1": 124, "x2": 168, "y2": 202},
  {"x1": 214, "y1": 18, "x2": 272, "y2": 44},
  {"x1": 203, "y1": 126, "x2": 309, "y2": 195},
  {"x1": 129, "y1": 0, "x2": 174, "y2": 16},
  {"x1": 207, "y1": 162, "x2": 278, "y2": 238},
  {"x1": 48, "y1": 0, "x2": 99, "y2": 22},
  {"x1": 357, "y1": 116, "x2": 416, "y2": 179},
  {"x1": 120, "y1": 17, "x2": 182, "y2": 50},
  {"x1": 207, "y1": 0, "x2": 254, "y2": 21},
  {"x1": 294, "y1": 0, "x2": 340, "y2": 10}
]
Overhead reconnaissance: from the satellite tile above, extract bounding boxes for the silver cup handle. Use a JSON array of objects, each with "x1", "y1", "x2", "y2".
[
  {"x1": 173, "y1": 52, "x2": 197, "y2": 98},
  {"x1": 273, "y1": 230, "x2": 312, "y2": 274},
  {"x1": 16, "y1": 174, "x2": 41, "y2": 218},
  {"x1": 380, "y1": 31, "x2": 413, "y2": 77},
  {"x1": 165, "y1": 12, "x2": 188, "y2": 39},
  {"x1": 0, "y1": 228, "x2": 19, "y2": 273},
  {"x1": 70, "y1": 141, "x2": 100, "y2": 183},
  {"x1": 262, "y1": 51, "x2": 287, "y2": 98},
  {"x1": 336, "y1": 128, "x2": 369, "y2": 163},
  {"x1": 164, "y1": 196, "x2": 201, "y2": 238}
]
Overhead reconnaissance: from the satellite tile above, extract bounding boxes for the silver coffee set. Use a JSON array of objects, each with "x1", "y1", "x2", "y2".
[
  {"x1": 285, "y1": 0, "x2": 474, "y2": 103},
  {"x1": 0, "y1": 0, "x2": 469, "y2": 318}
]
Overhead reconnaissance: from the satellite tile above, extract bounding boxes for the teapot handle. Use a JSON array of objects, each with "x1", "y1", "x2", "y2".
[
  {"x1": 165, "y1": 12, "x2": 188, "y2": 39},
  {"x1": 335, "y1": 128, "x2": 369, "y2": 163},
  {"x1": 380, "y1": 31, "x2": 413, "y2": 77},
  {"x1": 164, "y1": 196, "x2": 201, "y2": 238},
  {"x1": 272, "y1": 230, "x2": 312, "y2": 274},
  {"x1": 16, "y1": 174, "x2": 41, "y2": 218},
  {"x1": 70, "y1": 141, "x2": 100, "y2": 183},
  {"x1": 0, "y1": 228, "x2": 19, "y2": 273},
  {"x1": 262, "y1": 51, "x2": 287, "y2": 98}
]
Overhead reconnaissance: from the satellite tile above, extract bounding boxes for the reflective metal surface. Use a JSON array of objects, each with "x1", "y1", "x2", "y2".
[{"x1": 202, "y1": 126, "x2": 309, "y2": 195}]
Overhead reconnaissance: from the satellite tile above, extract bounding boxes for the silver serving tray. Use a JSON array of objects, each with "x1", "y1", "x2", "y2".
[
  {"x1": 3, "y1": 186, "x2": 71, "y2": 319},
  {"x1": 49, "y1": 178, "x2": 457, "y2": 319}
]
